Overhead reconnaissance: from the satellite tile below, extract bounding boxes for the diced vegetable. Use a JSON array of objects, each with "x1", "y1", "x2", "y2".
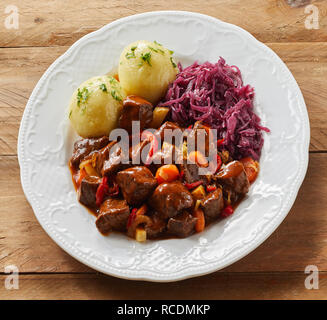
[
  {"x1": 215, "y1": 154, "x2": 222, "y2": 173},
  {"x1": 221, "y1": 205, "x2": 234, "y2": 218},
  {"x1": 206, "y1": 184, "x2": 217, "y2": 192},
  {"x1": 79, "y1": 159, "x2": 99, "y2": 177},
  {"x1": 193, "y1": 208, "x2": 205, "y2": 233},
  {"x1": 155, "y1": 164, "x2": 180, "y2": 184},
  {"x1": 182, "y1": 141, "x2": 188, "y2": 159},
  {"x1": 240, "y1": 157, "x2": 260, "y2": 183},
  {"x1": 217, "y1": 138, "x2": 224, "y2": 147},
  {"x1": 127, "y1": 208, "x2": 138, "y2": 229},
  {"x1": 127, "y1": 205, "x2": 151, "y2": 239},
  {"x1": 127, "y1": 204, "x2": 148, "y2": 229},
  {"x1": 150, "y1": 107, "x2": 170, "y2": 128},
  {"x1": 142, "y1": 130, "x2": 159, "y2": 165},
  {"x1": 188, "y1": 151, "x2": 208, "y2": 167},
  {"x1": 191, "y1": 185, "x2": 206, "y2": 200},
  {"x1": 184, "y1": 180, "x2": 203, "y2": 190},
  {"x1": 95, "y1": 176, "x2": 109, "y2": 207},
  {"x1": 225, "y1": 191, "x2": 232, "y2": 205},
  {"x1": 194, "y1": 199, "x2": 202, "y2": 211},
  {"x1": 137, "y1": 204, "x2": 148, "y2": 216},
  {"x1": 76, "y1": 168, "x2": 87, "y2": 187},
  {"x1": 135, "y1": 227, "x2": 147, "y2": 242},
  {"x1": 220, "y1": 150, "x2": 230, "y2": 164}
]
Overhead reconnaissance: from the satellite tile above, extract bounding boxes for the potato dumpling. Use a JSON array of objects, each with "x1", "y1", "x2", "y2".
[
  {"x1": 68, "y1": 76, "x2": 126, "y2": 138},
  {"x1": 118, "y1": 40, "x2": 178, "y2": 104}
]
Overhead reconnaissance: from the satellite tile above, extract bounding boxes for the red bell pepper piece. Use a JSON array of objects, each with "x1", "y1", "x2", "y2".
[
  {"x1": 142, "y1": 130, "x2": 159, "y2": 165},
  {"x1": 76, "y1": 168, "x2": 87, "y2": 188},
  {"x1": 184, "y1": 180, "x2": 203, "y2": 190},
  {"x1": 95, "y1": 176, "x2": 109, "y2": 207},
  {"x1": 206, "y1": 185, "x2": 217, "y2": 192},
  {"x1": 215, "y1": 154, "x2": 222, "y2": 173},
  {"x1": 221, "y1": 205, "x2": 234, "y2": 218},
  {"x1": 217, "y1": 138, "x2": 224, "y2": 147},
  {"x1": 127, "y1": 208, "x2": 138, "y2": 228}
]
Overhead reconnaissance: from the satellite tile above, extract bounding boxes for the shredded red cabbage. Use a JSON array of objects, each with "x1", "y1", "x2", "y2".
[{"x1": 159, "y1": 58, "x2": 270, "y2": 160}]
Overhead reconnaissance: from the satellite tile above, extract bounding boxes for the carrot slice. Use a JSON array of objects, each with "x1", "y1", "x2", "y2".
[
  {"x1": 193, "y1": 208, "x2": 205, "y2": 233},
  {"x1": 188, "y1": 151, "x2": 208, "y2": 167},
  {"x1": 155, "y1": 165, "x2": 180, "y2": 184},
  {"x1": 76, "y1": 168, "x2": 87, "y2": 188},
  {"x1": 136, "y1": 204, "x2": 148, "y2": 216}
]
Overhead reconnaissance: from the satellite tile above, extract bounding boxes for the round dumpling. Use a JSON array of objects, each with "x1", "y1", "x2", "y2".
[
  {"x1": 68, "y1": 76, "x2": 126, "y2": 138},
  {"x1": 118, "y1": 40, "x2": 178, "y2": 104}
]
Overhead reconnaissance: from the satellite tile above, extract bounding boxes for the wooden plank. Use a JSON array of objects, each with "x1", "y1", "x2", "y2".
[
  {"x1": 0, "y1": 153, "x2": 327, "y2": 274},
  {"x1": 0, "y1": 272, "x2": 326, "y2": 300},
  {"x1": 268, "y1": 42, "x2": 327, "y2": 63},
  {"x1": 0, "y1": 0, "x2": 326, "y2": 47},
  {"x1": 0, "y1": 156, "x2": 91, "y2": 273},
  {"x1": 0, "y1": 44, "x2": 327, "y2": 154}
]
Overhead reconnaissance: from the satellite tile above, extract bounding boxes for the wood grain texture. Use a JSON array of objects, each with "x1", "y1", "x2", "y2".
[
  {"x1": 0, "y1": 0, "x2": 326, "y2": 47},
  {"x1": 0, "y1": 153, "x2": 326, "y2": 274},
  {"x1": 0, "y1": 44, "x2": 326, "y2": 154},
  {"x1": 0, "y1": 272, "x2": 326, "y2": 300},
  {"x1": 0, "y1": 1, "x2": 326, "y2": 299}
]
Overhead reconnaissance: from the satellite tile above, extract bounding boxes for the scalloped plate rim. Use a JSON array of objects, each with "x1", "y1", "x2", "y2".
[{"x1": 17, "y1": 11, "x2": 310, "y2": 282}]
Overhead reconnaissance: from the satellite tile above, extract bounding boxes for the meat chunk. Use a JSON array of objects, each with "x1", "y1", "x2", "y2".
[
  {"x1": 155, "y1": 121, "x2": 182, "y2": 142},
  {"x1": 201, "y1": 188, "x2": 224, "y2": 222},
  {"x1": 149, "y1": 181, "x2": 194, "y2": 219},
  {"x1": 116, "y1": 166, "x2": 157, "y2": 206},
  {"x1": 95, "y1": 198, "x2": 130, "y2": 234},
  {"x1": 145, "y1": 212, "x2": 166, "y2": 239},
  {"x1": 215, "y1": 161, "x2": 250, "y2": 195},
  {"x1": 129, "y1": 139, "x2": 151, "y2": 165},
  {"x1": 71, "y1": 136, "x2": 109, "y2": 168},
  {"x1": 179, "y1": 160, "x2": 209, "y2": 184},
  {"x1": 92, "y1": 141, "x2": 116, "y2": 175},
  {"x1": 119, "y1": 95, "x2": 153, "y2": 133},
  {"x1": 102, "y1": 143, "x2": 130, "y2": 176},
  {"x1": 78, "y1": 176, "x2": 101, "y2": 208},
  {"x1": 167, "y1": 211, "x2": 197, "y2": 238},
  {"x1": 91, "y1": 141, "x2": 129, "y2": 177}
]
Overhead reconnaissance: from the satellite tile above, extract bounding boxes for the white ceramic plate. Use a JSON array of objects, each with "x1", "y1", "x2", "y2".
[{"x1": 18, "y1": 11, "x2": 310, "y2": 282}]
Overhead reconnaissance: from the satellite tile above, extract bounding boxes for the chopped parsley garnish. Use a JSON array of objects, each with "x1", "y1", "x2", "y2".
[
  {"x1": 69, "y1": 110, "x2": 72, "y2": 119},
  {"x1": 169, "y1": 49, "x2": 174, "y2": 55},
  {"x1": 125, "y1": 52, "x2": 135, "y2": 59},
  {"x1": 100, "y1": 83, "x2": 107, "y2": 92},
  {"x1": 111, "y1": 90, "x2": 122, "y2": 102},
  {"x1": 141, "y1": 52, "x2": 152, "y2": 66},
  {"x1": 77, "y1": 87, "x2": 90, "y2": 107},
  {"x1": 125, "y1": 46, "x2": 137, "y2": 59},
  {"x1": 170, "y1": 57, "x2": 177, "y2": 68},
  {"x1": 108, "y1": 77, "x2": 120, "y2": 87},
  {"x1": 148, "y1": 45, "x2": 164, "y2": 55},
  {"x1": 148, "y1": 46, "x2": 158, "y2": 53},
  {"x1": 154, "y1": 40, "x2": 162, "y2": 46}
]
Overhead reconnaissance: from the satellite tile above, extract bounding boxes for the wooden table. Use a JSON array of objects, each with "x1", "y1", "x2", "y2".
[{"x1": 1, "y1": 0, "x2": 326, "y2": 300}]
